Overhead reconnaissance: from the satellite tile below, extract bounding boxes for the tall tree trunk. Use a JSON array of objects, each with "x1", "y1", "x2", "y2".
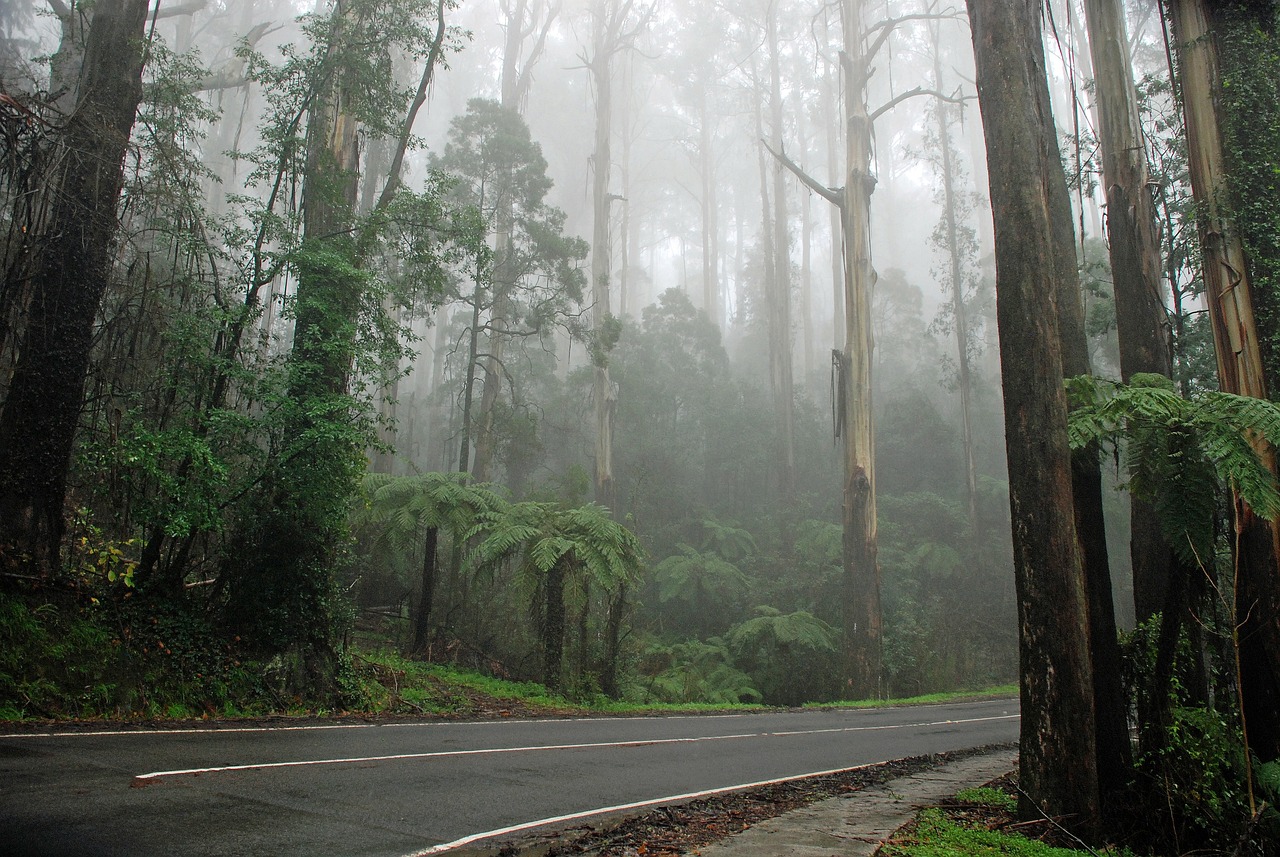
[
  {"x1": 1169, "y1": 0, "x2": 1280, "y2": 764},
  {"x1": 473, "y1": 0, "x2": 555, "y2": 483},
  {"x1": 966, "y1": 0, "x2": 1101, "y2": 839},
  {"x1": 823, "y1": 49, "x2": 845, "y2": 351},
  {"x1": 836, "y1": 0, "x2": 881, "y2": 700},
  {"x1": 1042, "y1": 18, "x2": 1132, "y2": 812},
  {"x1": 697, "y1": 82, "x2": 720, "y2": 327},
  {"x1": 928, "y1": 24, "x2": 979, "y2": 538},
  {"x1": 458, "y1": 289, "x2": 484, "y2": 473},
  {"x1": 1083, "y1": 0, "x2": 1174, "y2": 627},
  {"x1": 0, "y1": 0, "x2": 149, "y2": 573},
  {"x1": 798, "y1": 111, "x2": 815, "y2": 390},
  {"x1": 766, "y1": 7, "x2": 796, "y2": 501},
  {"x1": 588, "y1": 0, "x2": 621, "y2": 514},
  {"x1": 601, "y1": 582, "x2": 628, "y2": 697}
]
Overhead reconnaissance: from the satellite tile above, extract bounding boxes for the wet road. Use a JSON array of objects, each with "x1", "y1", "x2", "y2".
[{"x1": 0, "y1": 698, "x2": 1018, "y2": 856}]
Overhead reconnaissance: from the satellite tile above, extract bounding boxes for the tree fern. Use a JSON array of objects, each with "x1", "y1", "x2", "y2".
[{"x1": 1067, "y1": 374, "x2": 1280, "y2": 565}]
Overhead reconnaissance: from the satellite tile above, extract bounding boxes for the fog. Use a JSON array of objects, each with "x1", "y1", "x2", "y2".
[{"x1": 0, "y1": 0, "x2": 1190, "y2": 703}]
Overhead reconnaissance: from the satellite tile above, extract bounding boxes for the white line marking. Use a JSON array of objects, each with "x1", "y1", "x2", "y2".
[
  {"x1": 403, "y1": 758, "x2": 904, "y2": 855},
  {"x1": 130, "y1": 714, "x2": 1017, "y2": 785},
  {"x1": 0, "y1": 713, "x2": 762, "y2": 740}
]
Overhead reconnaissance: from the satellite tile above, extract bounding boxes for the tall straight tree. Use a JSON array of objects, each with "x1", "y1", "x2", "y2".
[
  {"x1": 966, "y1": 0, "x2": 1101, "y2": 838},
  {"x1": 1082, "y1": 0, "x2": 1174, "y2": 626},
  {"x1": 585, "y1": 0, "x2": 651, "y2": 514},
  {"x1": 0, "y1": 0, "x2": 150, "y2": 573},
  {"x1": 765, "y1": 2, "x2": 796, "y2": 500},
  {"x1": 924, "y1": 19, "x2": 980, "y2": 536},
  {"x1": 1168, "y1": 0, "x2": 1280, "y2": 764},
  {"x1": 768, "y1": 0, "x2": 959, "y2": 697},
  {"x1": 222, "y1": 0, "x2": 454, "y2": 693}
]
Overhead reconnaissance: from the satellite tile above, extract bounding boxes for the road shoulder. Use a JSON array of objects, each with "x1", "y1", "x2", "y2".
[{"x1": 682, "y1": 748, "x2": 1018, "y2": 856}]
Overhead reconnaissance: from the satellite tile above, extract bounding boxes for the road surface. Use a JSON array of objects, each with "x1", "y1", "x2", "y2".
[{"x1": 0, "y1": 698, "x2": 1018, "y2": 856}]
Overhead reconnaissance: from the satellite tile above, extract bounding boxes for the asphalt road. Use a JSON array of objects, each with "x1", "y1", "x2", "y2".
[{"x1": 0, "y1": 698, "x2": 1018, "y2": 856}]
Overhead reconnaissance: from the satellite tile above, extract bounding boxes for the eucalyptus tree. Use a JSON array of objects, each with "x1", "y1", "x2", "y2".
[
  {"x1": 432, "y1": 97, "x2": 588, "y2": 480},
  {"x1": 917, "y1": 18, "x2": 982, "y2": 537},
  {"x1": 1167, "y1": 0, "x2": 1280, "y2": 766},
  {"x1": 764, "y1": 0, "x2": 796, "y2": 501},
  {"x1": 965, "y1": 0, "x2": 1101, "y2": 837},
  {"x1": 0, "y1": 0, "x2": 150, "y2": 575},
  {"x1": 583, "y1": 0, "x2": 654, "y2": 516},
  {"x1": 219, "y1": 0, "x2": 458, "y2": 693},
  {"x1": 766, "y1": 0, "x2": 963, "y2": 700},
  {"x1": 468, "y1": 0, "x2": 561, "y2": 481},
  {"x1": 1081, "y1": 0, "x2": 1174, "y2": 627}
]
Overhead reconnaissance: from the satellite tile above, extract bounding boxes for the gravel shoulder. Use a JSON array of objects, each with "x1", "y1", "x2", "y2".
[{"x1": 448, "y1": 744, "x2": 1019, "y2": 857}]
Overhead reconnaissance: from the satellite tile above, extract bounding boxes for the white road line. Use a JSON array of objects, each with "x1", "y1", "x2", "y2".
[
  {"x1": 0, "y1": 713, "x2": 761, "y2": 740},
  {"x1": 404, "y1": 758, "x2": 899, "y2": 855},
  {"x1": 130, "y1": 714, "x2": 1017, "y2": 784}
]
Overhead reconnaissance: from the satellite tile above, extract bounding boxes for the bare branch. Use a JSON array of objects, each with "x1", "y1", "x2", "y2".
[
  {"x1": 865, "y1": 10, "x2": 963, "y2": 67},
  {"x1": 151, "y1": 0, "x2": 208, "y2": 20},
  {"x1": 761, "y1": 138, "x2": 844, "y2": 207},
  {"x1": 374, "y1": 0, "x2": 450, "y2": 213},
  {"x1": 512, "y1": 0, "x2": 560, "y2": 110},
  {"x1": 868, "y1": 85, "x2": 969, "y2": 123},
  {"x1": 194, "y1": 21, "x2": 278, "y2": 91}
]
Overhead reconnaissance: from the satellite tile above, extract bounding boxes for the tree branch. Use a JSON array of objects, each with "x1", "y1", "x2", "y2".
[
  {"x1": 761, "y1": 138, "x2": 844, "y2": 208},
  {"x1": 865, "y1": 10, "x2": 962, "y2": 66},
  {"x1": 374, "y1": 0, "x2": 450, "y2": 213},
  {"x1": 194, "y1": 21, "x2": 278, "y2": 91},
  {"x1": 151, "y1": 0, "x2": 207, "y2": 20},
  {"x1": 868, "y1": 85, "x2": 969, "y2": 124}
]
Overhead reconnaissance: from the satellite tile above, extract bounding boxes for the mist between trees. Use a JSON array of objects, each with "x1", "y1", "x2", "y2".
[{"x1": 2, "y1": 0, "x2": 1280, "y2": 851}]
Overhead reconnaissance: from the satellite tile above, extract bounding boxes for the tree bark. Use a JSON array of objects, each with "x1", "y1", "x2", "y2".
[
  {"x1": 601, "y1": 582, "x2": 628, "y2": 697},
  {"x1": 1042, "y1": 7, "x2": 1132, "y2": 808},
  {"x1": 589, "y1": 0, "x2": 620, "y2": 514},
  {"x1": 0, "y1": 0, "x2": 150, "y2": 573},
  {"x1": 1083, "y1": 0, "x2": 1174, "y2": 627},
  {"x1": 966, "y1": 0, "x2": 1101, "y2": 838},
  {"x1": 543, "y1": 561, "x2": 566, "y2": 690},
  {"x1": 1169, "y1": 0, "x2": 1280, "y2": 764},
  {"x1": 411, "y1": 526, "x2": 441, "y2": 655},
  {"x1": 927, "y1": 23, "x2": 979, "y2": 538},
  {"x1": 697, "y1": 81, "x2": 721, "y2": 327},
  {"x1": 836, "y1": 0, "x2": 881, "y2": 700},
  {"x1": 766, "y1": 7, "x2": 796, "y2": 500}
]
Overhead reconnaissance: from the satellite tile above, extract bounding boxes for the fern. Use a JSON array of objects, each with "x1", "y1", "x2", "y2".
[{"x1": 1067, "y1": 375, "x2": 1280, "y2": 565}]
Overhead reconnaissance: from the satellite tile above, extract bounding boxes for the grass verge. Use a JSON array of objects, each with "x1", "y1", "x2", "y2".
[{"x1": 879, "y1": 783, "x2": 1134, "y2": 857}]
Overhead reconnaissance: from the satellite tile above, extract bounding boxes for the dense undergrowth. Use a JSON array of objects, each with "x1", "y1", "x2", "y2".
[{"x1": 0, "y1": 589, "x2": 1010, "y2": 722}]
